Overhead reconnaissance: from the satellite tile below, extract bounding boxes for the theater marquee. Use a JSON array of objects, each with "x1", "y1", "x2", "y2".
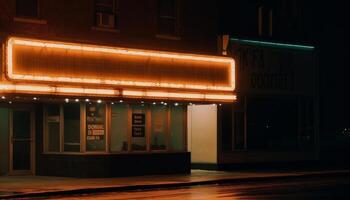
[{"x1": 3, "y1": 37, "x2": 236, "y2": 101}]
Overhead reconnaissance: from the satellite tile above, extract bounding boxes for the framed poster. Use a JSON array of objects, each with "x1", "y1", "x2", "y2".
[
  {"x1": 86, "y1": 103, "x2": 106, "y2": 151},
  {"x1": 132, "y1": 113, "x2": 146, "y2": 137}
]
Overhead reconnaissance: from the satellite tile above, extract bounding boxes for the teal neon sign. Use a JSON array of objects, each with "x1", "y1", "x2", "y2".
[{"x1": 230, "y1": 38, "x2": 315, "y2": 51}]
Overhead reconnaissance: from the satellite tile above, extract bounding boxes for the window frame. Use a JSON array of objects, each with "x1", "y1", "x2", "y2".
[
  {"x1": 14, "y1": 0, "x2": 47, "y2": 24},
  {"x1": 44, "y1": 103, "x2": 82, "y2": 153},
  {"x1": 169, "y1": 104, "x2": 187, "y2": 151},
  {"x1": 156, "y1": 0, "x2": 181, "y2": 39},
  {"x1": 43, "y1": 104, "x2": 63, "y2": 153},
  {"x1": 15, "y1": 0, "x2": 40, "y2": 18},
  {"x1": 94, "y1": 0, "x2": 120, "y2": 30},
  {"x1": 149, "y1": 104, "x2": 170, "y2": 151}
]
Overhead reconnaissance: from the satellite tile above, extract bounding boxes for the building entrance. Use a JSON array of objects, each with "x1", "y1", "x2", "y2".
[{"x1": 9, "y1": 109, "x2": 35, "y2": 175}]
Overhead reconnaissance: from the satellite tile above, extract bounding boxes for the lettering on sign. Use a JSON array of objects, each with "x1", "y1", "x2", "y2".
[
  {"x1": 132, "y1": 114, "x2": 145, "y2": 125},
  {"x1": 234, "y1": 46, "x2": 295, "y2": 91},
  {"x1": 86, "y1": 104, "x2": 105, "y2": 141},
  {"x1": 132, "y1": 126, "x2": 145, "y2": 137},
  {"x1": 132, "y1": 113, "x2": 146, "y2": 137},
  {"x1": 250, "y1": 72, "x2": 294, "y2": 90},
  {"x1": 236, "y1": 47, "x2": 265, "y2": 72}
]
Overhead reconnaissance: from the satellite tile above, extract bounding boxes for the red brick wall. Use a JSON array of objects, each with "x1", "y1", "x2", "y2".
[{"x1": 0, "y1": 0, "x2": 219, "y2": 55}]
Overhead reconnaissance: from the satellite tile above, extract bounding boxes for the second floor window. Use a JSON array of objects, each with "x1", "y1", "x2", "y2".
[
  {"x1": 157, "y1": 0, "x2": 179, "y2": 36},
  {"x1": 16, "y1": 0, "x2": 39, "y2": 18},
  {"x1": 95, "y1": 0, "x2": 119, "y2": 29}
]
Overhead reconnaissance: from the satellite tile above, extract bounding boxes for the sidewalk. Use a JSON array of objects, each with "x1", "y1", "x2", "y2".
[{"x1": 1, "y1": 169, "x2": 350, "y2": 199}]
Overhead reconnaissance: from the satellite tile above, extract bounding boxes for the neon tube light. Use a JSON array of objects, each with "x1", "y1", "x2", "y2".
[
  {"x1": 7, "y1": 37, "x2": 235, "y2": 92},
  {"x1": 230, "y1": 38, "x2": 315, "y2": 51},
  {"x1": 0, "y1": 84, "x2": 117, "y2": 96},
  {"x1": 122, "y1": 90, "x2": 236, "y2": 101},
  {"x1": 0, "y1": 83, "x2": 236, "y2": 101}
]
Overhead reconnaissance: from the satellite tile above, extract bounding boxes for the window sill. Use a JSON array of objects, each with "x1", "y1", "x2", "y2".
[
  {"x1": 91, "y1": 26, "x2": 120, "y2": 33},
  {"x1": 13, "y1": 17, "x2": 47, "y2": 25},
  {"x1": 156, "y1": 34, "x2": 181, "y2": 41}
]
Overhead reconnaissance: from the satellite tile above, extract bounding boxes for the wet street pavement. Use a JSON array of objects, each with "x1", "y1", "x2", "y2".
[{"x1": 25, "y1": 175, "x2": 350, "y2": 200}]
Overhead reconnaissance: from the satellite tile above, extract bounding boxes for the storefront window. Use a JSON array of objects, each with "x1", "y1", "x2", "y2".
[
  {"x1": 64, "y1": 104, "x2": 80, "y2": 152},
  {"x1": 86, "y1": 103, "x2": 106, "y2": 152},
  {"x1": 45, "y1": 105, "x2": 60, "y2": 152},
  {"x1": 151, "y1": 105, "x2": 168, "y2": 150},
  {"x1": 131, "y1": 105, "x2": 147, "y2": 151},
  {"x1": 247, "y1": 97, "x2": 298, "y2": 150},
  {"x1": 43, "y1": 101, "x2": 187, "y2": 154},
  {"x1": 110, "y1": 104, "x2": 128, "y2": 152},
  {"x1": 170, "y1": 105, "x2": 185, "y2": 151}
]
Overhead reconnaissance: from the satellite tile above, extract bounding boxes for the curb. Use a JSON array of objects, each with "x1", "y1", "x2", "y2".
[{"x1": 1, "y1": 171, "x2": 350, "y2": 199}]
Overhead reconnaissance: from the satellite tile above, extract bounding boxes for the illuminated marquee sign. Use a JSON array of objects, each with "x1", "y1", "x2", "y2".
[{"x1": 3, "y1": 37, "x2": 236, "y2": 101}]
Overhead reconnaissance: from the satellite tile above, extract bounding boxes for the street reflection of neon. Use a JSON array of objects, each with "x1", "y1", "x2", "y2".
[{"x1": 7, "y1": 37, "x2": 235, "y2": 91}]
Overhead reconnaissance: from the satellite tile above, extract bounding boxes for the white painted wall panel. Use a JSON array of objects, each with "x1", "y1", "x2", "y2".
[{"x1": 187, "y1": 105, "x2": 217, "y2": 164}]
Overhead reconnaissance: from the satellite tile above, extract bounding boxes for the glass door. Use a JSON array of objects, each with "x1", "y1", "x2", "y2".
[{"x1": 10, "y1": 110, "x2": 35, "y2": 175}]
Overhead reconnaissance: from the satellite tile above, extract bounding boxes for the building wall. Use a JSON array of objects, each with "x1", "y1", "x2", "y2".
[
  {"x1": 219, "y1": 0, "x2": 316, "y2": 44},
  {"x1": 0, "y1": 0, "x2": 220, "y2": 176},
  {"x1": 216, "y1": 43, "x2": 318, "y2": 164},
  {"x1": 216, "y1": 0, "x2": 320, "y2": 165},
  {"x1": 219, "y1": 0, "x2": 350, "y2": 161},
  {"x1": 0, "y1": 0, "x2": 219, "y2": 55},
  {"x1": 37, "y1": 153, "x2": 190, "y2": 177}
]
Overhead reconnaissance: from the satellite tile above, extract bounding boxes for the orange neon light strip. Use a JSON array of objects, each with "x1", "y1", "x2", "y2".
[
  {"x1": 6, "y1": 37, "x2": 235, "y2": 92},
  {"x1": 122, "y1": 90, "x2": 237, "y2": 101},
  {"x1": 0, "y1": 83, "x2": 236, "y2": 101},
  {"x1": 0, "y1": 84, "x2": 117, "y2": 96}
]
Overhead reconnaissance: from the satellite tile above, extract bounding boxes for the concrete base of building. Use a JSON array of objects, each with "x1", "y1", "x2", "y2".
[
  {"x1": 37, "y1": 152, "x2": 190, "y2": 178},
  {"x1": 191, "y1": 163, "x2": 220, "y2": 170}
]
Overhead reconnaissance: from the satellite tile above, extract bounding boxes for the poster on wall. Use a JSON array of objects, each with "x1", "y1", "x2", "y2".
[
  {"x1": 132, "y1": 113, "x2": 145, "y2": 137},
  {"x1": 132, "y1": 114, "x2": 145, "y2": 125},
  {"x1": 132, "y1": 126, "x2": 145, "y2": 137},
  {"x1": 86, "y1": 104, "x2": 105, "y2": 151},
  {"x1": 152, "y1": 111, "x2": 164, "y2": 133}
]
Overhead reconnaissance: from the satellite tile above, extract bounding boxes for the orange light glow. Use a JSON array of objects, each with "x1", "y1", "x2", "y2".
[
  {"x1": 0, "y1": 84, "x2": 117, "y2": 96},
  {"x1": 6, "y1": 37, "x2": 235, "y2": 92},
  {"x1": 122, "y1": 90, "x2": 237, "y2": 101},
  {"x1": 0, "y1": 83, "x2": 236, "y2": 102}
]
